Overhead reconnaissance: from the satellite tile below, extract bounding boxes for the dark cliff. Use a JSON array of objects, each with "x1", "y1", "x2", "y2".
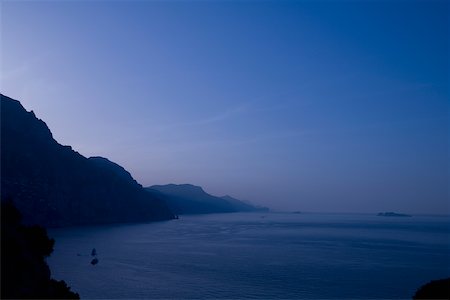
[
  {"x1": 1, "y1": 201, "x2": 79, "y2": 299},
  {"x1": 1, "y1": 94, "x2": 174, "y2": 227}
]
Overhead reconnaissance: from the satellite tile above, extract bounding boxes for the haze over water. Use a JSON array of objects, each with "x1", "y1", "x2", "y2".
[{"x1": 48, "y1": 213, "x2": 450, "y2": 299}]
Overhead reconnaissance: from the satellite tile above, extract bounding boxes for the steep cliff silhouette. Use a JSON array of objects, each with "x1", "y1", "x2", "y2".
[
  {"x1": 147, "y1": 184, "x2": 268, "y2": 215},
  {"x1": 1, "y1": 94, "x2": 174, "y2": 227},
  {"x1": 1, "y1": 201, "x2": 79, "y2": 299}
]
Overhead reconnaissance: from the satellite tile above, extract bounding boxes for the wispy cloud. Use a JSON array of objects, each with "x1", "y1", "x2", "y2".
[
  {"x1": 0, "y1": 61, "x2": 31, "y2": 83},
  {"x1": 139, "y1": 129, "x2": 312, "y2": 154},
  {"x1": 0, "y1": 53, "x2": 50, "y2": 84},
  {"x1": 152, "y1": 102, "x2": 250, "y2": 133}
]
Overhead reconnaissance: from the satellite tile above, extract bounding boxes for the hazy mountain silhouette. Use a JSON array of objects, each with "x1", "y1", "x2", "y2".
[
  {"x1": 1, "y1": 94, "x2": 174, "y2": 227},
  {"x1": 220, "y1": 195, "x2": 268, "y2": 212},
  {"x1": 146, "y1": 184, "x2": 268, "y2": 215}
]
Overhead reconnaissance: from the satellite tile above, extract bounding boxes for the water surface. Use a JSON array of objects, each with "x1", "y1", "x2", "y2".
[{"x1": 48, "y1": 212, "x2": 450, "y2": 299}]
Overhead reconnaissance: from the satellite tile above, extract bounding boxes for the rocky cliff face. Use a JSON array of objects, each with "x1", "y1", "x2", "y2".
[{"x1": 1, "y1": 94, "x2": 174, "y2": 227}]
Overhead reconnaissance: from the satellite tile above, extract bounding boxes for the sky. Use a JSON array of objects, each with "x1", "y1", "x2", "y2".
[{"x1": 1, "y1": 0, "x2": 448, "y2": 214}]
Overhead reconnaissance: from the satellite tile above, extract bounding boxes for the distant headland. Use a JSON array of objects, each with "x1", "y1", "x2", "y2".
[
  {"x1": 146, "y1": 184, "x2": 268, "y2": 215},
  {"x1": 377, "y1": 212, "x2": 412, "y2": 217}
]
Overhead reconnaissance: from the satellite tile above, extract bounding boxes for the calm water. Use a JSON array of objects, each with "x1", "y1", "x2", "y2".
[{"x1": 48, "y1": 213, "x2": 450, "y2": 299}]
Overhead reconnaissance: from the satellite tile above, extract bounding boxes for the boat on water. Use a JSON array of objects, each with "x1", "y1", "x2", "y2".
[
  {"x1": 91, "y1": 257, "x2": 99, "y2": 265},
  {"x1": 91, "y1": 247, "x2": 99, "y2": 265}
]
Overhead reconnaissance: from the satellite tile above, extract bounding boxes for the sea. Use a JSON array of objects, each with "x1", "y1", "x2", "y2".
[{"x1": 47, "y1": 212, "x2": 450, "y2": 299}]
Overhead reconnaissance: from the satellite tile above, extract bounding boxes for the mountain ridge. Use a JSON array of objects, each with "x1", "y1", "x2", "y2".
[{"x1": 1, "y1": 94, "x2": 174, "y2": 227}]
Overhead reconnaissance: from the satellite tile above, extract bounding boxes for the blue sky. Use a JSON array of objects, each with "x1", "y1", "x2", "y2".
[{"x1": 1, "y1": 0, "x2": 448, "y2": 213}]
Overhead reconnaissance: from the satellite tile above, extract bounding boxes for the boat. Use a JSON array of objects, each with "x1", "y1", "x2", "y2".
[{"x1": 91, "y1": 257, "x2": 99, "y2": 265}]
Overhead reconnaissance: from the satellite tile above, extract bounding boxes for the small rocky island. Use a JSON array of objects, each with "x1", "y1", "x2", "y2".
[{"x1": 377, "y1": 212, "x2": 412, "y2": 217}]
